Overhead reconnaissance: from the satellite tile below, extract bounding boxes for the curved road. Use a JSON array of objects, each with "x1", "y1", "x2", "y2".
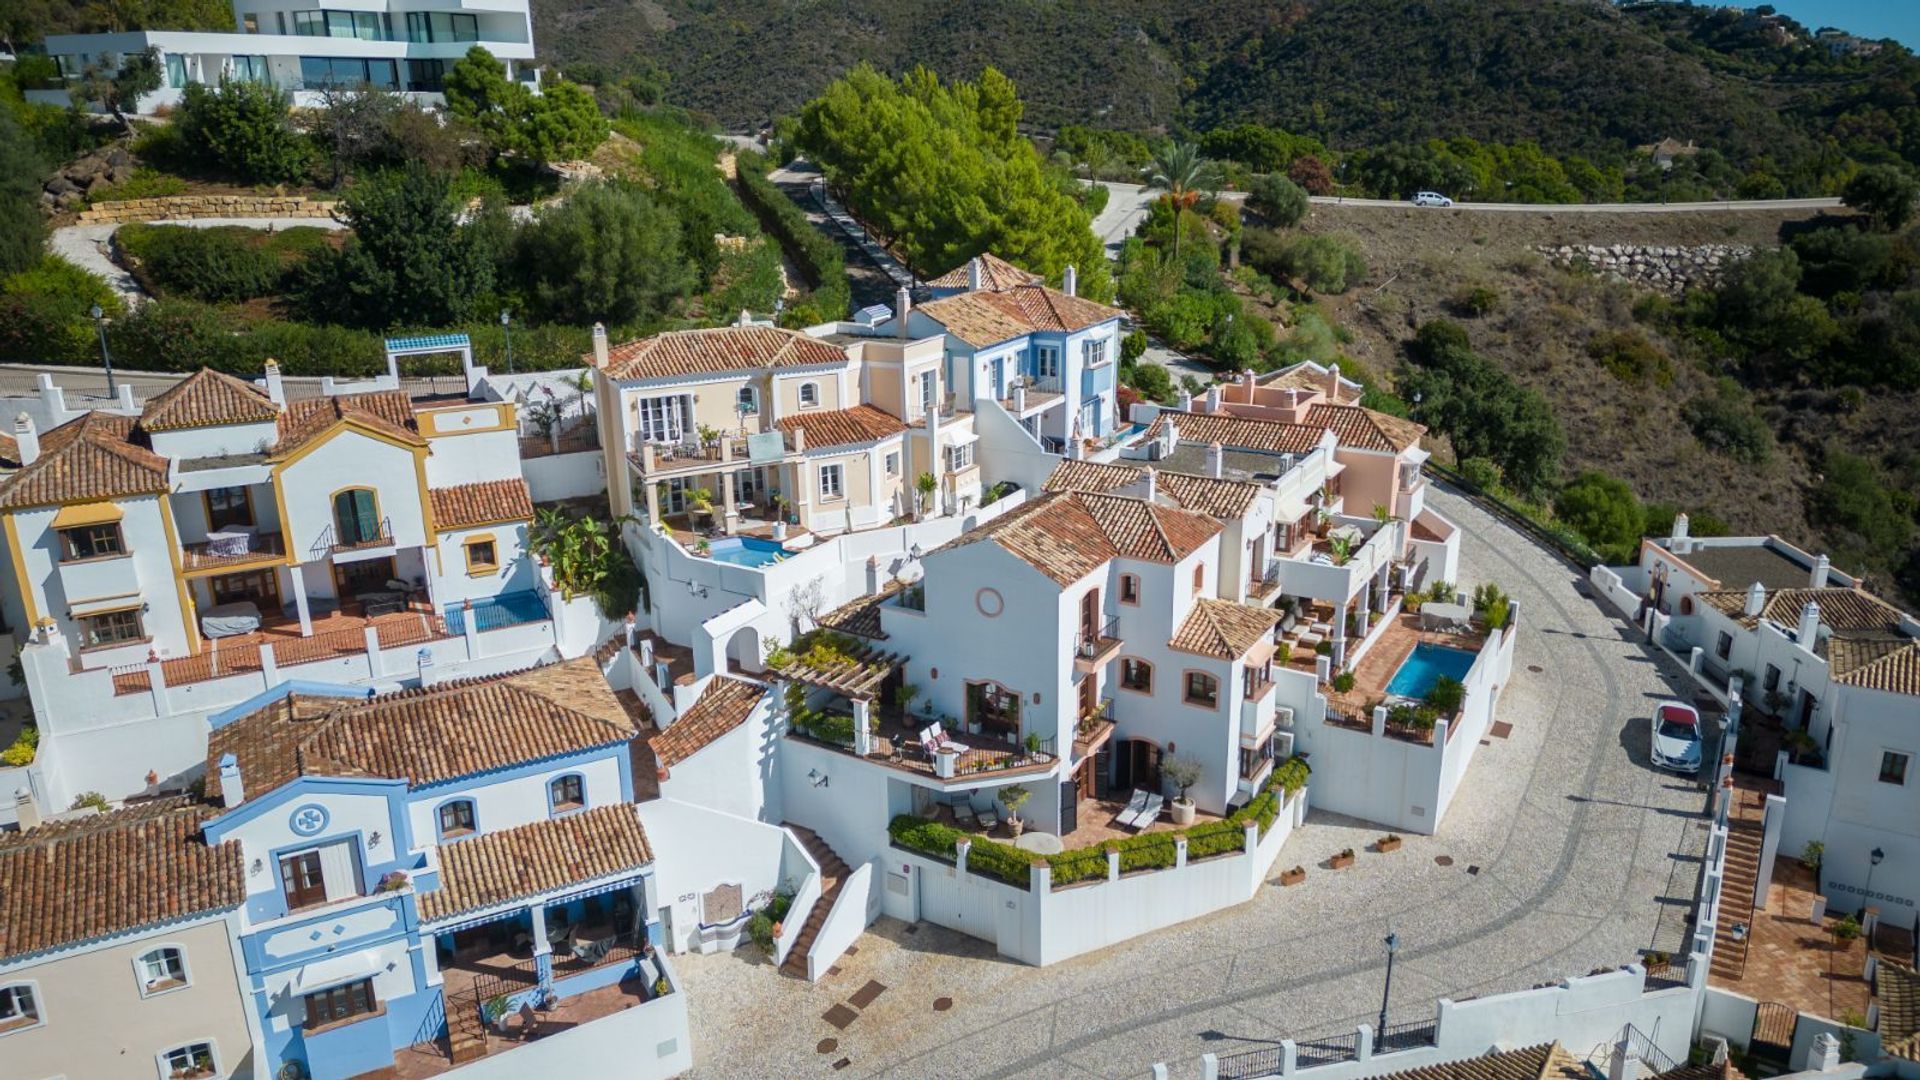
[{"x1": 676, "y1": 485, "x2": 1712, "y2": 1079}]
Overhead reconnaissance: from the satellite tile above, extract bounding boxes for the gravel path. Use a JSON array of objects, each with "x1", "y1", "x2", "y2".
[{"x1": 673, "y1": 484, "x2": 1712, "y2": 1079}]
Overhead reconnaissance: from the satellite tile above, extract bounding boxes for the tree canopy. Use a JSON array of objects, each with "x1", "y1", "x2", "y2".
[
  {"x1": 514, "y1": 183, "x2": 697, "y2": 325},
  {"x1": 444, "y1": 47, "x2": 607, "y2": 164}
]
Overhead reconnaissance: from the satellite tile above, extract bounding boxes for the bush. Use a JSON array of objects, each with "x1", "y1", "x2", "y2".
[
  {"x1": 0, "y1": 255, "x2": 122, "y2": 364},
  {"x1": 1, "y1": 724, "x2": 36, "y2": 767},
  {"x1": 1331, "y1": 671, "x2": 1356, "y2": 693},
  {"x1": 1586, "y1": 329, "x2": 1671, "y2": 385},
  {"x1": 1554, "y1": 471, "x2": 1646, "y2": 562},
  {"x1": 1842, "y1": 164, "x2": 1918, "y2": 231},
  {"x1": 1682, "y1": 378, "x2": 1773, "y2": 465},
  {"x1": 294, "y1": 164, "x2": 494, "y2": 329},
  {"x1": 70, "y1": 791, "x2": 109, "y2": 812},
  {"x1": 735, "y1": 151, "x2": 851, "y2": 322},
  {"x1": 1456, "y1": 457, "x2": 1504, "y2": 491},
  {"x1": 1811, "y1": 450, "x2": 1914, "y2": 575},
  {"x1": 83, "y1": 167, "x2": 188, "y2": 205},
  {"x1": 1243, "y1": 231, "x2": 1367, "y2": 294},
  {"x1": 176, "y1": 79, "x2": 312, "y2": 184},
  {"x1": 1121, "y1": 329, "x2": 1148, "y2": 364},
  {"x1": 1426, "y1": 676, "x2": 1466, "y2": 715},
  {"x1": 746, "y1": 911, "x2": 774, "y2": 952},
  {"x1": 116, "y1": 224, "x2": 283, "y2": 302},
  {"x1": 1451, "y1": 285, "x2": 1500, "y2": 317},
  {"x1": 514, "y1": 183, "x2": 697, "y2": 325},
  {"x1": 1247, "y1": 173, "x2": 1309, "y2": 227}
]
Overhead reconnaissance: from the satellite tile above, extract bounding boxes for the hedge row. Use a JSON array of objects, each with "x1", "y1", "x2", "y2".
[
  {"x1": 115, "y1": 224, "x2": 334, "y2": 304},
  {"x1": 886, "y1": 756, "x2": 1313, "y2": 891},
  {"x1": 733, "y1": 151, "x2": 852, "y2": 323}
]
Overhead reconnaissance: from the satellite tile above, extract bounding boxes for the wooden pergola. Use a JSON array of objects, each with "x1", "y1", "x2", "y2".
[{"x1": 772, "y1": 637, "x2": 906, "y2": 702}]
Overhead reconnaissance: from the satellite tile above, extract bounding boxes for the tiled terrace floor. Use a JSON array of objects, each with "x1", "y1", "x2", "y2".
[
  {"x1": 110, "y1": 604, "x2": 452, "y2": 694},
  {"x1": 1711, "y1": 858, "x2": 1872, "y2": 1022},
  {"x1": 382, "y1": 974, "x2": 656, "y2": 1079}
]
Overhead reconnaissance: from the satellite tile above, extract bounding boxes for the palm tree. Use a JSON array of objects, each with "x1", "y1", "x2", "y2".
[{"x1": 1144, "y1": 141, "x2": 1224, "y2": 258}]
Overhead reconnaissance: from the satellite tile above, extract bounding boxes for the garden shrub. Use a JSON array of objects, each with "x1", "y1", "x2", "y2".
[
  {"x1": 1, "y1": 724, "x2": 36, "y2": 767},
  {"x1": 1427, "y1": 675, "x2": 1467, "y2": 714},
  {"x1": 735, "y1": 151, "x2": 851, "y2": 322},
  {"x1": 0, "y1": 255, "x2": 122, "y2": 364},
  {"x1": 176, "y1": 79, "x2": 313, "y2": 184},
  {"x1": 1682, "y1": 378, "x2": 1773, "y2": 465},
  {"x1": 117, "y1": 224, "x2": 282, "y2": 302}
]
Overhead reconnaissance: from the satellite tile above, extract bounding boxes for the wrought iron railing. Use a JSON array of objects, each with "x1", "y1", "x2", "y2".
[
  {"x1": 1378, "y1": 1018, "x2": 1438, "y2": 1054},
  {"x1": 1075, "y1": 617, "x2": 1120, "y2": 659},
  {"x1": 951, "y1": 735, "x2": 1056, "y2": 776},
  {"x1": 1294, "y1": 1030, "x2": 1360, "y2": 1068},
  {"x1": 1215, "y1": 1045, "x2": 1284, "y2": 1080}
]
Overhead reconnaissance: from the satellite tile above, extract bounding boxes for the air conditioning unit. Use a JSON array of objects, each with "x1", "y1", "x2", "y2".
[
  {"x1": 1275, "y1": 706, "x2": 1294, "y2": 730},
  {"x1": 1274, "y1": 731, "x2": 1295, "y2": 759}
]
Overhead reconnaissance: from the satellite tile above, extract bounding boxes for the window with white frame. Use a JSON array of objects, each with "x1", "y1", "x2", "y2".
[
  {"x1": 736, "y1": 385, "x2": 759, "y2": 416},
  {"x1": 1081, "y1": 336, "x2": 1110, "y2": 367},
  {"x1": 798, "y1": 382, "x2": 821, "y2": 408},
  {"x1": 946, "y1": 441, "x2": 975, "y2": 472},
  {"x1": 884, "y1": 451, "x2": 901, "y2": 476},
  {"x1": 160, "y1": 1040, "x2": 218, "y2": 1078},
  {"x1": 819, "y1": 463, "x2": 844, "y2": 499},
  {"x1": 636, "y1": 394, "x2": 692, "y2": 443},
  {"x1": 1035, "y1": 344, "x2": 1061, "y2": 382},
  {"x1": 137, "y1": 946, "x2": 189, "y2": 995},
  {"x1": 0, "y1": 982, "x2": 41, "y2": 1033},
  {"x1": 917, "y1": 371, "x2": 937, "y2": 412}
]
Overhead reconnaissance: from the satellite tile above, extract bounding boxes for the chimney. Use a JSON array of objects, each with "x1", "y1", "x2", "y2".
[
  {"x1": 217, "y1": 752, "x2": 245, "y2": 807},
  {"x1": 13, "y1": 786, "x2": 41, "y2": 831},
  {"x1": 735, "y1": 309, "x2": 753, "y2": 327},
  {"x1": 1744, "y1": 582, "x2": 1766, "y2": 619},
  {"x1": 262, "y1": 358, "x2": 286, "y2": 406},
  {"x1": 591, "y1": 323, "x2": 609, "y2": 370},
  {"x1": 1809, "y1": 1034, "x2": 1841, "y2": 1073},
  {"x1": 1144, "y1": 466, "x2": 1157, "y2": 503},
  {"x1": 1063, "y1": 264, "x2": 1078, "y2": 298},
  {"x1": 967, "y1": 257, "x2": 982, "y2": 292},
  {"x1": 1325, "y1": 361, "x2": 1341, "y2": 399},
  {"x1": 1159, "y1": 416, "x2": 1178, "y2": 459},
  {"x1": 1810, "y1": 554, "x2": 1830, "y2": 588},
  {"x1": 1206, "y1": 441, "x2": 1224, "y2": 479},
  {"x1": 1671, "y1": 513, "x2": 1689, "y2": 541},
  {"x1": 1670, "y1": 512, "x2": 1692, "y2": 555},
  {"x1": 1176, "y1": 389, "x2": 1193, "y2": 413},
  {"x1": 13, "y1": 414, "x2": 38, "y2": 466},
  {"x1": 1797, "y1": 600, "x2": 1821, "y2": 648},
  {"x1": 1242, "y1": 368, "x2": 1257, "y2": 396},
  {"x1": 1204, "y1": 384, "x2": 1222, "y2": 413},
  {"x1": 894, "y1": 286, "x2": 912, "y2": 340}
]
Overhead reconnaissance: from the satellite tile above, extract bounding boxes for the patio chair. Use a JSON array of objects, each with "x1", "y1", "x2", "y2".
[
  {"x1": 951, "y1": 800, "x2": 977, "y2": 829},
  {"x1": 514, "y1": 1001, "x2": 540, "y2": 1041},
  {"x1": 971, "y1": 794, "x2": 1000, "y2": 832},
  {"x1": 1115, "y1": 788, "x2": 1150, "y2": 828},
  {"x1": 1130, "y1": 792, "x2": 1165, "y2": 831}
]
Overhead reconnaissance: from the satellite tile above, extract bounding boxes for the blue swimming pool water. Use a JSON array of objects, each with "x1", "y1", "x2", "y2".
[
  {"x1": 444, "y1": 591, "x2": 550, "y2": 633},
  {"x1": 706, "y1": 536, "x2": 789, "y2": 568},
  {"x1": 1385, "y1": 643, "x2": 1478, "y2": 699}
]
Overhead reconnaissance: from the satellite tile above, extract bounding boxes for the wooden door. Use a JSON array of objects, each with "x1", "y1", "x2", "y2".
[
  {"x1": 1080, "y1": 588, "x2": 1099, "y2": 640},
  {"x1": 280, "y1": 850, "x2": 326, "y2": 910},
  {"x1": 1093, "y1": 744, "x2": 1112, "y2": 799},
  {"x1": 1078, "y1": 671, "x2": 1097, "y2": 719}
]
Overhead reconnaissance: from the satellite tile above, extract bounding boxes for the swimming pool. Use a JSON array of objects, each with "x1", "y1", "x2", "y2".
[
  {"x1": 444, "y1": 591, "x2": 550, "y2": 633},
  {"x1": 1384, "y1": 643, "x2": 1478, "y2": 699},
  {"x1": 706, "y1": 536, "x2": 789, "y2": 568}
]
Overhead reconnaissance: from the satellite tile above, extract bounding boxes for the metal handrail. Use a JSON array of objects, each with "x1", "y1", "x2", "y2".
[{"x1": 1075, "y1": 617, "x2": 1120, "y2": 658}]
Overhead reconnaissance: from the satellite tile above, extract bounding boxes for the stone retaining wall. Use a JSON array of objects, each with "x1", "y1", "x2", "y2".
[
  {"x1": 1535, "y1": 243, "x2": 1753, "y2": 294},
  {"x1": 76, "y1": 195, "x2": 341, "y2": 225}
]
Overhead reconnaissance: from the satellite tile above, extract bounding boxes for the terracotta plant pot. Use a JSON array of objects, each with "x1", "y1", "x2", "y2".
[
  {"x1": 1378, "y1": 835, "x2": 1403, "y2": 853},
  {"x1": 1329, "y1": 849, "x2": 1356, "y2": 870},
  {"x1": 1280, "y1": 866, "x2": 1307, "y2": 887}
]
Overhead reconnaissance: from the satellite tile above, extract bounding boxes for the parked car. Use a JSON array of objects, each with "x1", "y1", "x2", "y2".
[
  {"x1": 1411, "y1": 191, "x2": 1454, "y2": 207},
  {"x1": 1650, "y1": 702, "x2": 1703, "y2": 774}
]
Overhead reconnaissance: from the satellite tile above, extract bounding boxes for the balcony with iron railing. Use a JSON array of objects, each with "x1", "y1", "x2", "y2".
[
  {"x1": 316, "y1": 517, "x2": 395, "y2": 559},
  {"x1": 1074, "y1": 697, "x2": 1115, "y2": 760},
  {"x1": 1246, "y1": 558, "x2": 1282, "y2": 601},
  {"x1": 627, "y1": 429, "x2": 799, "y2": 477},
  {"x1": 1072, "y1": 617, "x2": 1122, "y2": 673},
  {"x1": 183, "y1": 529, "x2": 287, "y2": 574}
]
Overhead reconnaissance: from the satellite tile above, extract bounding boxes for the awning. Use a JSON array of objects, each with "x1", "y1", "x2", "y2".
[
  {"x1": 946, "y1": 430, "x2": 980, "y2": 448},
  {"x1": 50, "y1": 502, "x2": 124, "y2": 528},
  {"x1": 294, "y1": 949, "x2": 385, "y2": 992}
]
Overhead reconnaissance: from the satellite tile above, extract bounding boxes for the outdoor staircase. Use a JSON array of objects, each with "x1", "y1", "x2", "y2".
[
  {"x1": 445, "y1": 988, "x2": 489, "y2": 1065},
  {"x1": 1710, "y1": 820, "x2": 1766, "y2": 981},
  {"x1": 781, "y1": 824, "x2": 852, "y2": 980}
]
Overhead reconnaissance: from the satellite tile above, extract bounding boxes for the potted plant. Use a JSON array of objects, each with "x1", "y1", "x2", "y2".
[
  {"x1": 1163, "y1": 756, "x2": 1204, "y2": 826},
  {"x1": 693, "y1": 538, "x2": 711, "y2": 557},
  {"x1": 1330, "y1": 848, "x2": 1356, "y2": 870},
  {"x1": 1280, "y1": 865, "x2": 1307, "y2": 886},
  {"x1": 1801, "y1": 840, "x2": 1824, "y2": 875},
  {"x1": 915, "y1": 472, "x2": 938, "y2": 519},
  {"x1": 482, "y1": 994, "x2": 512, "y2": 1029},
  {"x1": 1377, "y1": 834, "x2": 1403, "y2": 853},
  {"x1": 1023, "y1": 731, "x2": 1042, "y2": 757},
  {"x1": 998, "y1": 785, "x2": 1032, "y2": 837},
  {"x1": 1331, "y1": 671, "x2": 1356, "y2": 694}
]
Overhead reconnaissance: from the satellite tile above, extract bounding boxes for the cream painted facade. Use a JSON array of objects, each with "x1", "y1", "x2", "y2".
[{"x1": 0, "y1": 914, "x2": 257, "y2": 1080}]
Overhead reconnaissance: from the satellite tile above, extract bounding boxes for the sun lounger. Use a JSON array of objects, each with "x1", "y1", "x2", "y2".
[
  {"x1": 1116, "y1": 788, "x2": 1153, "y2": 829},
  {"x1": 1132, "y1": 792, "x2": 1165, "y2": 830},
  {"x1": 971, "y1": 795, "x2": 1000, "y2": 832},
  {"x1": 952, "y1": 801, "x2": 977, "y2": 829}
]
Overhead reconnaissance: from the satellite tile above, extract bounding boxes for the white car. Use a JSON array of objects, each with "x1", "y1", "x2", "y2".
[
  {"x1": 1650, "y1": 701, "x2": 1704, "y2": 774},
  {"x1": 1411, "y1": 191, "x2": 1454, "y2": 207}
]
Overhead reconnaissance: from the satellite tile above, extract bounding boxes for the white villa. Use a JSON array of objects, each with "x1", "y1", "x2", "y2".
[{"x1": 31, "y1": 0, "x2": 537, "y2": 114}]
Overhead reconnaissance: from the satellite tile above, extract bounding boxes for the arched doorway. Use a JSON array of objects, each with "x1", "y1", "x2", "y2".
[{"x1": 726, "y1": 623, "x2": 765, "y2": 674}]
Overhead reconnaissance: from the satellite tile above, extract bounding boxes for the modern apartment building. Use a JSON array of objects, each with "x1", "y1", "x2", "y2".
[{"x1": 32, "y1": 0, "x2": 537, "y2": 114}]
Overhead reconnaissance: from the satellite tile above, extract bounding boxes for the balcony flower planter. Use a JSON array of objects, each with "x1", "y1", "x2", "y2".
[
  {"x1": 1329, "y1": 848, "x2": 1356, "y2": 870},
  {"x1": 1377, "y1": 835, "x2": 1403, "y2": 853},
  {"x1": 1280, "y1": 865, "x2": 1307, "y2": 887}
]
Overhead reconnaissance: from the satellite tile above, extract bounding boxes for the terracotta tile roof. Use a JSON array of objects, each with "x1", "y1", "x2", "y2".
[
  {"x1": 1695, "y1": 586, "x2": 1904, "y2": 633},
  {"x1": 1306, "y1": 403, "x2": 1426, "y2": 453},
  {"x1": 775, "y1": 404, "x2": 907, "y2": 450},
  {"x1": 1375, "y1": 1043, "x2": 1583, "y2": 1080},
  {"x1": 1157, "y1": 472, "x2": 1262, "y2": 519},
  {"x1": 917, "y1": 283, "x2": 1121, "y2": 348},
  {"x1": 946, "y1": 491, "x2": 1221, "y2": 587},
  {"x1": 652, "y1": 676, "x2": 766, "y2": 768},
  {"x1": 1882, "y1": 961, "x2": 1920, "y2": 1061},
  {"x1": 600, "y1": 326, "x2": 847, "y2": 382},
  {"x1": 1170, "y1": 598, "x2": 1281, "y2": 658},
  {"x1": 0, "y1": 431, "x2": 18, "y2": 472},
  {"x1": 0, "y1": 412, "x2": 170, "y2": 510},
  {"x1": 139, "y1": 368, "x2": 280, "y2": 431},
  {"x1": 0, "y1": 798, "x2": 242, "y2": 961},
  {"x1": 1044, "y1": 460, "x2": 1145, "y2": 496},
  {"x1": 1654, "y1": 1060, "x2": 1750, "y2": 1080},
  {"x1": 274, "y1": 390, "x2": 423, "y2": 457},
  {"x1": 206, "y1": 658, "x2": 636, "y2": 799},
  {"x1": 1260, "y1": 361, "x2": 1364, "y2": 405},
  {"x1": 817, "y1": 582, "x2": 902, "y2": 641},
  {"x1": 1833, "y1": 641, "x2": 1920, "y2": 696},
  {"x1": 430, "y1": 478, "x2": 534, "y2": 532},
  {"x1": 417, "y1": 803, "x2": 653, "y2": 923},
  {"x1": 1146, "y1": 411, "x2": 1327, "y2": 455},
  {"x1": 925, "y1": 252, "x2": 1044, "y2": 292}
]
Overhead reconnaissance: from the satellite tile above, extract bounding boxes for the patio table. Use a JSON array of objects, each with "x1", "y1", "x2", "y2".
[{"x1": 1013, "y1": 832, "x2": 1064, "y2": 855}]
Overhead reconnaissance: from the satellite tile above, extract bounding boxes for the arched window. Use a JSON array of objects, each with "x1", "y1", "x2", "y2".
[
  {"x1": 0, "y1": 982, "x2": 41, "y2": 1033},
  {"x1": 549, "y1": 773, "x2": 585, "y2": 814},
  {"x1": 136, "y1": 945, "x2": 190, "y2": 996},
  {"x1": 798, "y1": 382, "x2": 820, "y2": 408},
  {"x1": 1183, "y1": 671, "x2": 1219, "y2": 708},
  {"x1": 331, "y1": 487, "x2": 383, "y2": 547},
  {"x1": 1119, "y1": 657, "x2": 1153, "y2": 693},
  {"x1": 737, "y1": 385, "x2": 759, "y2": 416},
  {"x1": 436, "y1": 798, "x2": 477, "y2": 839}
]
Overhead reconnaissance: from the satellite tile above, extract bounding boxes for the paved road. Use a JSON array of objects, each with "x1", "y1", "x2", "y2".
[
  {"x1": 675, "y1": 485, "x2": 1711, "y2": 1079},
  {"x1": 1090, "y1": 182, "x2": 1154, "y2": 260},
  {"x1": 1303, "y1": 195, "x2": 1840, "y2": 213}
]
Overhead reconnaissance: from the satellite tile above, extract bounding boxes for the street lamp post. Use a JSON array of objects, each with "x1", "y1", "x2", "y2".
[
  {"x1": 89, "y1": 304, "x2": 117, "y2": 398},
  {"x1": 1864, "y1": 847, "x2": 1886, "y2": 915},
  {"x1": 500, "y1": 309, "x2": 514, "y2": 375},
  {"x1": 1377, "y1": 932, "x2": 1399, "y2": 1041}
]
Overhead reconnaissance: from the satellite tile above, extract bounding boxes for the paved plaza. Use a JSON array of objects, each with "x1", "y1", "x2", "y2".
[{"x1": 675, "y1": 486, "x2": 1713, "y2": 1079}]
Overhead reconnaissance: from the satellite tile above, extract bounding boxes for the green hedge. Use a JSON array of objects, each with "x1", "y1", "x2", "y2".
[
  {"x1": 887, "y1": 815, "x2": 1034, "y2": 889},
  {"x1": 734, "y1": 151, "x2": 851, "y2": 322},
  {"x1": 115, "y1": 224, "x2": 330, "y2": 303}
]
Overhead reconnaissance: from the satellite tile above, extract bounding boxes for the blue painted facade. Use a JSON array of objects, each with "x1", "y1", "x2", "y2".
[
  {"x1": 204, "y1": 731, "x2": 647, "y2": 1080},
  {"x1": 903, "y1": 306, "x2": 1124, "y2": 447}
]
